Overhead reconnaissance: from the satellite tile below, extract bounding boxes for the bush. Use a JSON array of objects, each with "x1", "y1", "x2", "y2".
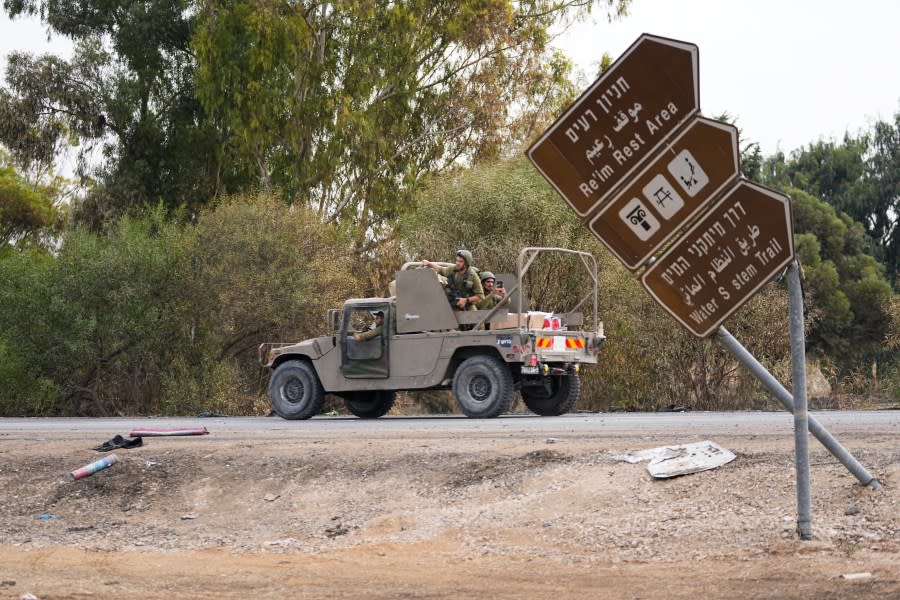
[
  {"x1": 0, "y1": 208, "x2": 189, "y2": 415},
  {"x1": 0, "y1": 192, "x2": 361, "y2": 416},
  {"x1": 164, "y1": 191, "x2": 360, "y2": 414}
]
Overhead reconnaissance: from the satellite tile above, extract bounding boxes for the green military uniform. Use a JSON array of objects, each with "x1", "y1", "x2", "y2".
[
  {"x1": 476, "y1": 270, "x2": 503, "y2": 310},
  {"x1": 356, "y1": 323, "x2": 382, "y2": 341},
  {"x1": 438, "y1": 265, "x2": 484, "y2": 311},
  {"x1": 357, "y1": 312, "x2": 384, "y2": 341},
  {"x1": 477, "y1": 293, "x2": 503, "y2": 311}
]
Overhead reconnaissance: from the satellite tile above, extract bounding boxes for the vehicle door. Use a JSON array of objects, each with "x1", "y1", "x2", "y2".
[{"x1": 341, "y1": 303, "x2": 390, "y2": 378}]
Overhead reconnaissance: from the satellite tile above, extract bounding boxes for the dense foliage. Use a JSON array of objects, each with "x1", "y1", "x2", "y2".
[
  {"x1": 757, "y1": 121, "x2": 900, "y2": 286},
  {"x1": 0, "y1": 195, "x2": 358, "y2": 415},
  {"x1": 0, "y1": 159, "x2": 60, "y2": 248}
]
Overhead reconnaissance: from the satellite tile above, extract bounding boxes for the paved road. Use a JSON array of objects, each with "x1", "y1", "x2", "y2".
[{"x1": 1, "y1": 410, "x2": 897, "y2": 438}]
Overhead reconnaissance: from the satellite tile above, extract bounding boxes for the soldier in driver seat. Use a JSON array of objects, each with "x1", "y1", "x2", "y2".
[{"x1": 354, "y1": 310, "x2": 384, "y2": 342}]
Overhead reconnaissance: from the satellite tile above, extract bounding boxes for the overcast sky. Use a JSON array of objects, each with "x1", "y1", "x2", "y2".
[
  {"x1": 2, "y1": 1, "x2": 900, "y2": 160},
  {"x1": 552, "y1": 0, "x2": 900, "y2": 157}
]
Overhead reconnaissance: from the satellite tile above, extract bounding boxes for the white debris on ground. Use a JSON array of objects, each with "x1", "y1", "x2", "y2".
[{"x1": 610, "y1": 440, "x2": 737, "y2": 478}]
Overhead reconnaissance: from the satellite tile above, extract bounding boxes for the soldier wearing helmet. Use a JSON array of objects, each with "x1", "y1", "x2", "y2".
[
  {"x1": 476, "y1": 270, "x2": 506, "y2": 311},
  {"x1": 422, "y1": 250, "x2": 483, "y2": 311}
]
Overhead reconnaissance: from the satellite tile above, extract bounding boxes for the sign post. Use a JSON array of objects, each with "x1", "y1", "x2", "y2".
[{"x1": 526, "y1": 32, "x2": 881, "y2": 507}]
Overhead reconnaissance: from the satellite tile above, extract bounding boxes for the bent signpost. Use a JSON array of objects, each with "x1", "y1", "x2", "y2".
[{"x1": 526, "y1": 32, "x2": 882, "y2": 541}]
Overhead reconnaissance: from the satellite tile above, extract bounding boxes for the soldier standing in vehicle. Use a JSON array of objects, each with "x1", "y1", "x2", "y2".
[
  {"x1": 476, "y1": 271, "x2": 506, "y2": 310},
  {"x1": 422, "y1": 250, "x2": 483, "y2": 311},
  {"x1": 353, "y1": 310, "x2": 384, "y2": 341}
]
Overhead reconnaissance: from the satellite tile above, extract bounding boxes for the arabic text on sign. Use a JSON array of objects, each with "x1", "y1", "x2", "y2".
[
  {"x1": 564, "y1": 77, "x2": 631, "y2": 143},
  {"x1": 578, "y1": 101, "x2": 680, "y2": 200}
]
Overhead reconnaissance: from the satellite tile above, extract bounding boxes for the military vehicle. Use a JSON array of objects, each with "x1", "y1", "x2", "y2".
[{"x1": 259, "y1": 247, "x2": 605, "y2": 419}]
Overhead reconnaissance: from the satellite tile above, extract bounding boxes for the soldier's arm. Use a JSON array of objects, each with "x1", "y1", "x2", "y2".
[
  {"x1": 355, "y1": 327, "x2": 379, "y2": 341},
  {"x1": 469, "y1": 274, "x2": 484, "y2": 306}
]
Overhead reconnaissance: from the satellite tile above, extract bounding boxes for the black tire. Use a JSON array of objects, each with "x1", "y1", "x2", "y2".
[
  {"x1": 452, "y1": 355, "x2": 514, "y2": 418},
  {"x1": 344, "y1": 390, "x2": 396, "y2": 419},
  {"x1": 521, "y1": 374, "x2": 580, "y2": 416},
  {"x1": 268, "y1": 360, "x2": 325, "y2": 420}
]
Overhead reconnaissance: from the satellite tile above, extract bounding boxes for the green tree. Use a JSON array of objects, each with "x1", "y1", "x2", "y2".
[
  {"x1": 192, "y1": 0, "x2": 629, "y2": 243},
  {"x1": 859, "y1": 113, "x2": 900, "y2": 281},
  {"x1": 0, "y1": 207, "x2": 190, "y2": 415},
  {"x1": 760, "y1": 120, "x2": 900, "y2": 284},
  {"x1": 789, "y1": 188, "x2": 893, "y2": 366},
  {"x1": 1, "y1": 0, "x2": 225, "y2": 226},
  {"x1": 0, "y1": 159, "x2": 60, "y2": 248},
  {"x1": 163, "y1": 191, "x2": 360, "y2": 414}
]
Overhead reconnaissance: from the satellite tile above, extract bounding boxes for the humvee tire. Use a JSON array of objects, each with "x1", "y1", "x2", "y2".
[
  {"x1": 521, "y1": 374, "x2": 580, "y2": 416},
  {"x1": 268, "y1": 360, "x2": 325, "y2": 420},
  {"x1": 344, "y1": 390, "x2": 396, "y2": 419},
  {"x1": 452, "y1": 355, "x2": 514, "y2": 418}
]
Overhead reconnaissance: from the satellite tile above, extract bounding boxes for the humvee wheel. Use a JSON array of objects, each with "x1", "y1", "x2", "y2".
[
  {"x1": 344, "y1": 390, "x2": 396, "y2": 419},
  {"x1": 452, "y1": 355, "x2": 514, "y2": 418},
  {"x1": 268, "y1": 360, "x2": 325, "y2": 420},
  {"x1": 521, "y1": 374, "x2": 581, "y2": 416}
]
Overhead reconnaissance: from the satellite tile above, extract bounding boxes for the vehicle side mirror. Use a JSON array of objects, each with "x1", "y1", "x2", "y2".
[{"x1": 328, "y1": 309, "x2": 341, "y2": 334}]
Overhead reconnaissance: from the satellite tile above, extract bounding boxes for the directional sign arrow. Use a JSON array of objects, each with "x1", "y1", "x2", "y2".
[
  {"x1": 641, "y1": 180, "x2": 795, "y2": 338},
  {"x1": 587, "y1": 116, "x2": 739, "y2": 270},
  {"x1": 527, "y1": 34, "x2": 699, "y2": 217}
]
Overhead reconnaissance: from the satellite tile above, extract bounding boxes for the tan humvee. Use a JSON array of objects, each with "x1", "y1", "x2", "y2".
[{"x1": 259, "y1": 247, "x2": 605, "y2": 419}]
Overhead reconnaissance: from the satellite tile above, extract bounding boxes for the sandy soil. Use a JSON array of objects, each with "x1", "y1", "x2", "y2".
[{"x1": 0, "y1": 420, "x2": 897, "y2": 599}]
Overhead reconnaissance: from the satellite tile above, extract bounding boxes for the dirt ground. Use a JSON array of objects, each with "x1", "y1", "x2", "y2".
[{"x1": 0, "y1": 418, "x2": 898, "y2": 599}]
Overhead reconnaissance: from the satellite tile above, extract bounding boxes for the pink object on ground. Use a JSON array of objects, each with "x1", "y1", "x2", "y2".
[{"x1": 129, "y1": 427, "x2": 209, "y2": 437}]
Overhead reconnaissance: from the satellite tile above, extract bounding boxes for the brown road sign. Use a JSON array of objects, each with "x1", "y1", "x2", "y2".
[
  {"x1": 641, "y1": 180, "x2": 795, "y2": 338},
  {"x1": 587, "y1": 117, "x2": 739, "y2": 270},
  {"x1": 527, "y1": 34, "x2": 699, "y2": 217}
]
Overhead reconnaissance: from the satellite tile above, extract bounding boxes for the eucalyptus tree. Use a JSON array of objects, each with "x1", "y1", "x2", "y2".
[
  {"x1": 191, "y1": 0, "x2": 629, "y2": 243},
  {"x1": 1, "y1": 0, "x2": 224, "y2": 225}
]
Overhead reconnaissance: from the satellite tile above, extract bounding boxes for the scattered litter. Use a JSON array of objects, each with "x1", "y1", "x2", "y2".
[
  {"x1": 143, "y1": 460, "x2": 159, "y2": 469},
  {"x1": 844, "y1": 505, "x2": 860, "y2": 516},
  {"x1": 66, "y1": 525, "x2": 94, "y2": 533},
  {"x1": 129, "y1": 426, "x2": 209, "y2": 437},
  {"x1": 1, "y1": 579, "x2": 15, "y2": 586},
  {"x1": 70, "y1": 454, "x2": 118, "y2": 481},
  {"x1": 841, "y1": 572, "x2": 872, "y2": 580},
  {"x1": 658, "y1": 404, "x2": 689, "y2": 412},
  {"x1": 264, "y1": 493, "x2": 280, "y2": 502},
  {"x1": 93, "y1": 434, "x2": 143, "y2": 452},
  {"x1": 545, "y1": 438, "x2": 560, "y2": 444},
  {"x1": 264, "y1": 538, "x2": 297, "y2": 547},
  {"x1": 196, "y1": 412, "x2": 227, "y2": 417},
  {"x1": 21, "y1": 593, "x2": 39, "y2": 600},
  {"x1": 611, "y1": 441, "x2": 736, "y2": 478},
  {"x1": 323, "y1": 410, "x2": 340, "y2": 417},
  {"x1": 37, "y1": 513, "x2": 57, "y2": 521},
  {"x1": 325, "y1": 523, "x2": 350, "y2": 538},
  {"x1": 181, "y1": 514, "x2": 198, "y2": 520}
]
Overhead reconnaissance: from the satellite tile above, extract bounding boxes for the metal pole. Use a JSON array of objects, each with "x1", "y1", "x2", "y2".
[
  {"x1": 716, "y1": 327, "x2": 881, "y2": 490},
  {"x1": 787, "y1": 262, "x2": 812, "y2": 539}
]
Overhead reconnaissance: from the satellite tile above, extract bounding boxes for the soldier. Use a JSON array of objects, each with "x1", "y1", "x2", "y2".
[
  {"x1": 353, "y1": 310, "x2": 384, "y2": 342},
  {"x1": 422, "y1": 250, "x2": 483, "y2": 311},
  {"x1": 476, "y1": 271, "x2": 507, "y2": 311}
]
